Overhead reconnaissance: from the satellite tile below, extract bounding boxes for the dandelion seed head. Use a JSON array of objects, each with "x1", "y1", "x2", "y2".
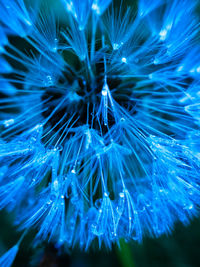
[{"x1": 0, "y1": 0, "x2": 200, "y2": 256}]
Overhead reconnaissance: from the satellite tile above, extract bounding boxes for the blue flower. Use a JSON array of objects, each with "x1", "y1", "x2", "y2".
[{"x1": 0, "y1": 0, "x2": 200, "y2": 259}]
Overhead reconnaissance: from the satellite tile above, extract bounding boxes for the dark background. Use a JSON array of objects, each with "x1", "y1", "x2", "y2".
[{"x1": 1, "y1": 210, "x2": 200, "y2": 266}]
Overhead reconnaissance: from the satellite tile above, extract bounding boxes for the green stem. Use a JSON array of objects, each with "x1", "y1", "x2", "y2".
[{"x1": 116, "y1": 239, "x2": 135, "y2": 267}]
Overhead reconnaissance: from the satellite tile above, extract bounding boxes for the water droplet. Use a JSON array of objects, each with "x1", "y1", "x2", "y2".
[
  {"x1": 121, "y1": 57, "x2": 127, "y2": 64},
  {"x1": 149, "y1": 73, "x2": 153, "y2": 79},
  {"x1": 3, "y1": 119, "x2": 14, "y2": 127},
  {"x1": 53, "y1": 180, "x2": 59, "y2": 191},
  {"x1": 92, "y1": 3, "x2": 100, "y2": 15},
  {"x1": 188, "y1": 204, "x2": 193, "y2": 210},
  {"x1": 113, "y1": 43, "x2": 119, "y2": 50},
  {"x1": 102, "y1": 88, "x2": 107, "y2": 96},
  {"x1": 104, "y1": 192, "x2": 109, "y2": 197},
  {"x1": 153, "y1": 58, "x2": 159, "y2": 65},
  {"x1": 71, "y1": 169, "x2": 76, "y2": 174},
  {"x1": 119, "y1": 192, "x2": 124, "y2": 198},
  {"x1": 159, "y1": 29, "x2": 168, "y2": 41}
]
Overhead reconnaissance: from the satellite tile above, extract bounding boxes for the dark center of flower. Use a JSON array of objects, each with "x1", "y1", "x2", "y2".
[{"x1": 41, "y1": 66, "x2": 137, "y2": 137}]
